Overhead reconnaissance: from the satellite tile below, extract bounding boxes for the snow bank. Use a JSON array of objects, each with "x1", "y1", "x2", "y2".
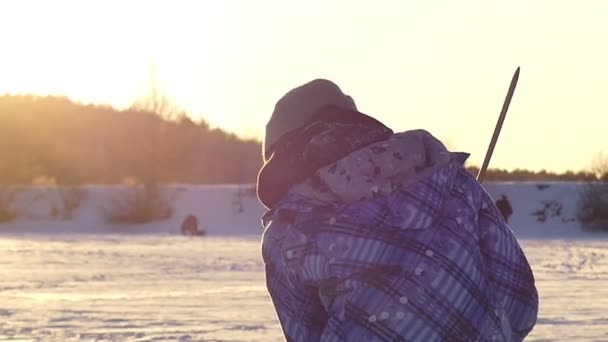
[
  {"x1": 0, "y1": 185, "x2": 264, "y2": 236},
  {"x1": 483, "y1": 182, "x2": 589, "y2": 238},
  {"x1": 0, "y1": 182, "x2": 600, "y2": 237}
]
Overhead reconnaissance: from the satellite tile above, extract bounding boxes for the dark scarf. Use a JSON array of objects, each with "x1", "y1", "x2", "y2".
[{"x1": 257, "y1": 105, "x2": 393, "y2": 209}]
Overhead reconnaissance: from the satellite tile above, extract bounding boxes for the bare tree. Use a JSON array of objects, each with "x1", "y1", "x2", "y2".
[
  {"x1": 131, "y1": 66, "x2": 184, "y2": 120},
  {"x1": 103, "y1": 65, "x2": 183, "y2": 224},
  {"x1": 592, "y1": 152, "x2": 608, "y2": 181}
]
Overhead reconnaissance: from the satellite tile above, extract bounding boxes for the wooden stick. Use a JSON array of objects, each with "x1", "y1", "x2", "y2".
[{"x1": 477, "y1": 67, "x2": 521, "y2": 183}]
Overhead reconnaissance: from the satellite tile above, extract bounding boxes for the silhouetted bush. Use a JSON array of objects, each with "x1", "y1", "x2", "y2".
[
  {"x1": 101, "y1": 183, "x2": 173, "y2": 224},
  {"x1": 56, "y1": 187, "x2": 87, "y2": 220},
  {"x1": 578, "y1": 154, "x2": 608, "y2": 231},
  {"x1": 578, "y1": 183, "x2": 608, "y2": 231},
  {"x1": 0, "y1": 187, "x2": 17, "y2": 223},
  {"x1": 232, "y1": 185, "x2": 257, "y2": 214},
  {"x1": 531, "y1": 200, "x2": 563, "y2": 223}
]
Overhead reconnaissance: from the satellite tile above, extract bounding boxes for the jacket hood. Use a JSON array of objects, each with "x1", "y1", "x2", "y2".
[
  {"x1": 284, "y1": 129, "x2": 469, "y2": 229},
  {"x1": 257, "y1": 105, "x2": 393, "y2": 209},
  {"x1": 291, "y1": 130, "x2": 452, "y2": 203}
]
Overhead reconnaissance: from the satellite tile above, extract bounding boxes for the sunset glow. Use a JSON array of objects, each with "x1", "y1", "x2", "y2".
[{"x1": 1, "y1": 0, "x2": 607, "y2": 171}]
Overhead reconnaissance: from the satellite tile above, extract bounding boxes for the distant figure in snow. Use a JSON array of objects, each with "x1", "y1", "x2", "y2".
[
  {"x1": 496, "y1": 194, "x2": 514, "y2": 223},
  {"x1": 257, "y1": 79, "x2": 538, "y2": 341},
  {"x1": 181, "y1": 214, "x2": 205, "y2": 236}
]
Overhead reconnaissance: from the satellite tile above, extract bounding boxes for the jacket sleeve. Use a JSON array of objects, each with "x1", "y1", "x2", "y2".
[
  {"x1": 262, "y1": 210, "x2": 329, "y2": 341},
  {"x1": 478, "y1": 193, "x2": 539, "y2": 341}
]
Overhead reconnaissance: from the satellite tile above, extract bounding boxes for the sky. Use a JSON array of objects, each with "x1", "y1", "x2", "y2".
[{"x1": 0, "y1": 0, "x2": 606, "y2": 172}]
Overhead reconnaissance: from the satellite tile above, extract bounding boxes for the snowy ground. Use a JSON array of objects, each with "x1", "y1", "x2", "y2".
[
  {"x1": 0, "y1": 235, "x2": 280, "y2": 342},
  {"x1": 1, "y1": 234, "x2": 608, "y2": 341}
]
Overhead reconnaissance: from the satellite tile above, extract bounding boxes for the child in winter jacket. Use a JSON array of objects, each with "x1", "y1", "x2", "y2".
[{"x1": 257, "y1": 79, "x2": 538, "y2": 342}]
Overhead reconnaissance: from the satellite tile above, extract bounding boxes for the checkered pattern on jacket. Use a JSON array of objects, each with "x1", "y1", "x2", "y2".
[{"x1": 261, "y1": 155, "x2": 538, "y2": 341}]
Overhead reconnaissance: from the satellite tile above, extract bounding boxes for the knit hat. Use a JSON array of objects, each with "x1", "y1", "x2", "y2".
[{"x1": 263, "y1": 79, "x2": 357, "y2": 161}]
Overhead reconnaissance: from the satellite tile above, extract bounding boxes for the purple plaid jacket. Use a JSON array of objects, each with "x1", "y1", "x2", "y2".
[{"x1": 261, "y1": 151, "x2": 538, "y2": 341}]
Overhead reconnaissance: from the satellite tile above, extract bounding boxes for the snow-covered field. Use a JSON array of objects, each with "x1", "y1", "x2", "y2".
[
  {"x1": 1, "y1": 183, "x2": 607, "y2": 341},
  {"x1": 0, "y1": 235, "x2": 280, "y2": 342},
  {"x1": 1, "y1": 234, "x2": 608, "y2": 341}
]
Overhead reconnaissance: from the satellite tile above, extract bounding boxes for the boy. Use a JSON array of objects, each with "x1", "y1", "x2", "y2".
[{"x1": 258, "y1": 79, "x2": 538, "y2": 341}]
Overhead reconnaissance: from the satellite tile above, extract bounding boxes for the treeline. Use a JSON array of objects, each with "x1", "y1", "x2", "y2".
[
  {"x1": 466, "y1": 166, "x2": 607, "y2": 182},
  {"x1": 0, "y1": 94, "x2": 605, "y2": 186},
  {"x1": 0, "y1": 95, "x2": 261, "y2": 185}
]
